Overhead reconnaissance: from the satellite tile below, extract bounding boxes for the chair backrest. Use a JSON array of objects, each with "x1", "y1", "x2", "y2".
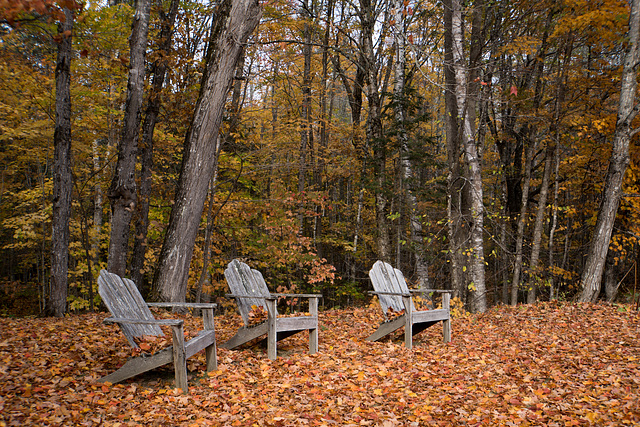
[
  {"x1": 369, "y1": 260, "x2": 416, "y2": 315},
  {"x1": 224, "y1": 259, "x2": 274, "y2": 326},
  {"x1": 98, "y1": 269, "x2": 163, "y2": 347}
]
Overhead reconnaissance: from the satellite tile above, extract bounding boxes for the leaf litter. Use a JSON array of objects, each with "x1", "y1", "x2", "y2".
[{"x1": 0, "y1": 301, "x2": 639, "y2": 426}]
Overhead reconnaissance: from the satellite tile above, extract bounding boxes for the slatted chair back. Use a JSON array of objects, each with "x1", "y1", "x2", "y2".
[
  {"x1": 224, "y1": 259, "x2": 274, "y2": 326},
  {"x1": 98, "y1": 270, "x2": 163, "y2": 347},
  {"x1": 369, "y1": 260, "x2": 417, "y2": 317}
]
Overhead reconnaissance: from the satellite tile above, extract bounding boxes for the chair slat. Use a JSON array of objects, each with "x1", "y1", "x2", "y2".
[
  {"x1": 370, "y1": 261, "x2": 416, "y2": 315},
  {"x1": 98, "y1": 270, "x2": 163, "y2": 346},
  {"x1": 224, "y1": 259, "x2": 273, "y2": 326}
]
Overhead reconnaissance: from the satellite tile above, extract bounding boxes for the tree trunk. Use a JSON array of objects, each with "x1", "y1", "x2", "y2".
[
  {"x1": 107, "y1": 0, "x2": 152, "y2": 276},
  {"x1": 547, "y1": 37, "x2": 572, "y2": 301},
  {"x1": 154, "y1": 0, "x2": 262, "y2": 302},
  {"x1": 48, "y1": 7, "x2": 74, "y2": 317},
  {"x1": 510, "y1": 139, "x2": 536, "y2": 305},
  {"x1": 332, "y1": 11, "x2": 365, "y2": 278},
  {"x1": 392, "y1": 0, "x2": 429, "y2": 287},
  {"x1": 527, "y1": 141, "x2": 553, "y2": 304},
  {"x1": 298, "y1": 0, "x2": 313, "y2": 234},
  {"x1": 446, "y1": 0, "x2": 486, "y2": 312},
  {"x1": 604, "y1": 256, "x2": 621, "y2": 302},
  {"x1": 443, "y1": 0, "x2": 464, "y2": 301},
  {"x1": 360, "y1": 0, "x2": 391, "y2": 263},
  {"x1": 92, "y1": 139, "x2": 103, "y2": 276},
  {"x1": 314, "y1": 0, "x2": 334, "y2": 256},
  {"x1": 548, "y1": 143, "x2": 560, "y2": 300},
  {"x1": 196, "y1": 53, "x2": 247, "y2": 303},
  {"x1": 195, "y1": 168, "x2": 219, "y2": 305},
  {"x1": 131, "y1": 0, "x2": 180, "y2": 289},
  {"x1": 579, "y1": 0, "x2": 640, "y2": 302}
]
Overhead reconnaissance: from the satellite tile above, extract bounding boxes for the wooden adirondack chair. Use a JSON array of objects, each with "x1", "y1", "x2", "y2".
[
  {"x1": 221, "y1": 259, "x2": 321, "y2": 360},
  {"x1": 367, "y1": 260, "x2": 451, "y2": 349},
  {"x1": 97, "y1": 270, "x2": 217, "y2": 392}
]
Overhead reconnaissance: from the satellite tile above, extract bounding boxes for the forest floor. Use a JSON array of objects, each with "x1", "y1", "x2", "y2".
[{"x1": 0, "y1": 301, "x2": 639, "y2": 426}]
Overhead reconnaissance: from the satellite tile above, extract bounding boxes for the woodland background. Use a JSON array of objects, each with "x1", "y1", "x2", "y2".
[{"x1": 2, "y1": 0, "x2": 640, "y2": 316}]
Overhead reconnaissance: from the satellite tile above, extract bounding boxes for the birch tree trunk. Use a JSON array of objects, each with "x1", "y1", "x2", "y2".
[
  {"x1": 154, "y1": 0, "x2": 262, "y2": 302},
  {"x1": 445, "y1": 0, "x2": 487, "y2": 312},
  {"x1": 107, "y1": 0, "x2": 151, "y2": 276},
  {"x1": 579, "y1": 0, "x2": 640, "y2": 302},
  {"x1": 48, "y1": 7, "x2": 74, "y2": 317},
  {"x1": 393, "y1": 0, "x2": 429, "y2": 287},
  {"x1": 131, "y1": 0, "x2": 180, "y2": 288}
]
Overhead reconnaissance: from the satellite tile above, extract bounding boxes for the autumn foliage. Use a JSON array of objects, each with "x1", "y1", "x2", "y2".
[{"x1": 1, "y1": 302, "x2": 639, "y2": 426}]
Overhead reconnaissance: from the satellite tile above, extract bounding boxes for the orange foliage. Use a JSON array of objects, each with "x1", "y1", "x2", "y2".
[{"x1": 1, "y1": 302, "x2": 639, "y2": 425}]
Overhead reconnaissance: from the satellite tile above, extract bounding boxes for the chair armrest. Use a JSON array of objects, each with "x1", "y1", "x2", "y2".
[
  {"x1": 411, "y1": 289, "x2": 452, "y2": 294},
  {"x1": 269, "y1": 293, "x2": 322, "y2": 298},
  {"x1": 104, "y1": 317, "x2": 184, "y2": 326},
  {"x1": 226, "y1": 293, "x2": 321, "y2": 299},
  {"x1": 147, "y1": 302, "x2": 217, "y2": 309},
  {"x1": 147, "y1": 302, "x2": 216, "y2": 331},
  {"x1": 369, "y1": 291, "x2": 411, "y2": 297},
  {"x1": 226, "y1": 294, "x2": 267, "y2": 299}
]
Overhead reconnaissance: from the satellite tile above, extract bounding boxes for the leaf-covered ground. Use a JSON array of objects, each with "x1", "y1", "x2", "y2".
[{"x1": 1, "y1": 302, "x2": 639, "y2": 426}]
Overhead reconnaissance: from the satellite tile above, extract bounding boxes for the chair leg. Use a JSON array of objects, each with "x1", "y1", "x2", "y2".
[
  {"x1": 266, "y1": 298, "x2": 277, "y2": 360},
  {"x1": 309, "y1": 328, "x2": 318, "y2": 355},
  {"x1": 202, "y1": 308, "x2": 217, "y2": 371},
  {"x1": 443, "y1": 318, "x2": 451, "y2": 343},
  {"x1": 403, "y1": 295, "x2": 413, "y2": 349},
  {"x1": 171, "y1": 323, "x2": 188, "y2": 393},
  {"x1": 442, "y1": 293, "x2": 451, "y2": 343},
  {"x1": 309, "y1": 297, "x2": 318, "y2": 355}
]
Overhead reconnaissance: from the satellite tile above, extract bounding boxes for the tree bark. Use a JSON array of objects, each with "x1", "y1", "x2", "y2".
[
  {"x1": 107, "y1": 0, "x2": 152, "y2": 276},
  {"x1": 548, "y1": 143, "x2": 560, "y2": 300},
  {"x1": 527, "y1": 141, "x2": 553, "y2": 303},
  {"x1": 92, "y1": 139, "x2": 104, "y2": 276},
  {"x1": 579, "y1": 0, "x2": 640, "y2": 302},
  {"x1": 131, "y1": 0, "x2": 180, "y2": 289},
  {"x1": 314, "y1": 0, "x2": 334, "y2": 256},
  {"x1": 392, "y1": 0, "x2": 429, "y2": 287},
  {"x1": 510, "y1": 139, "x2": 536, "y2": 305},
  {"x1": 154, "y1": 0, "x2": 262, "y2": 302},
  {"x1": 603, "y1": 256, "x2": 621, "y2": 302},
  {"x1": 443, "y1": 0, "x2": 464, "y2": 301},
  {"x1": 48, "y1": 7, "x2": 74, "y2": 317},
  {"x1": 196, "y1": 53, "x2": 247, "y2": 303},
  {"x1": 298, "y1": 0, "x2": 313, "y2": 234},
  {"x1": 445, "y1": 0, "x2": 487, "y2": 312},
  {"x1": 359, "y1": 0, "x2": 391, "y2": 263}
]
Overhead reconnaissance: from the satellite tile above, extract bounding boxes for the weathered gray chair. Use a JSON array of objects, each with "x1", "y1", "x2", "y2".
[
  {"x1": 221, "y1": 259, "x2": 321, "y2": 360},
  {"x1": 367, "y1": 260, "x2": 451, "y2": 349},
  {"x1": 98, "y1": 270, "x2": 217, "y2": 392}
]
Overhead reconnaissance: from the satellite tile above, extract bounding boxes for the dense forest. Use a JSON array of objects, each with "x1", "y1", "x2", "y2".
[{"x1": 1, "y1": 0, "x2": 640, "y2": 317}]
